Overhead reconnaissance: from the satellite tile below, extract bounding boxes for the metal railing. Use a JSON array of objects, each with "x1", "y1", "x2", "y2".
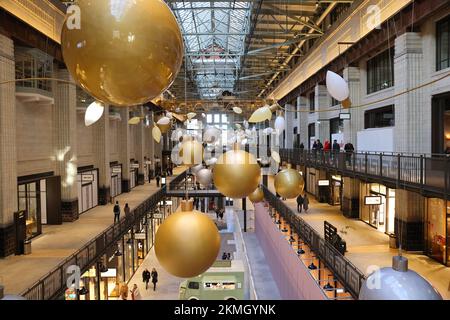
[
  {"x1": 21, "y1": 171, "x2": 187, "y2": 300},
  {"x1": 262, "y1": 185, "x2": 366, "y2": 299},
  {"x1": 280, "y1": 149, "x2": 450, "y2": 196}
]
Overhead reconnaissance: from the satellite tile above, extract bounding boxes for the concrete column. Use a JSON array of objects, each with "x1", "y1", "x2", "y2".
[
  {"x1": 92, "y1": 105, "x2": 111, "y2": 205},
  {"x1": 298, "y1": 96, "x2": 309, "y2": 147},
  {"x1": 394, "y1": 32, "x2": 425, "y2": 153},
  {"x1": 315, "y1": 85, "x2": 329, "y2": 143},
  {"x1": 343, "y1": 67, "x2": 362, "y2": 146},
  {"x1": 147, "y1": 112, "x2": 155, "y2": 176},
  {"x1": 118, "y1": 107, "x2": 130, "y2": 192},
  {"x1": 135, "y1": 106, "x2": 146, "y2": 185},
  {"x1": 395, "y1": 189, "x2": 425, "y2": 251},
  {"x1": 342, "y1": 177, "x2": 360, "y2": 218},
  {"x1": 283, "y1": 105, "x2": 293, "y2": 148},
  {"x1": 0, "y1": 34, "x2": 18, "y2": 257},
  {"x1": 53, "y1": 68, "x2": 78, "y2": 222}
]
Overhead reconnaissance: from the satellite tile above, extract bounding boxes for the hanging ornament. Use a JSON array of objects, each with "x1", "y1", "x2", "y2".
[
  {"x1": 197, "y1": 168, "x2": 212, "y2": 186},
  {"x1": 166, "y1": 112, "x2": 173, "y2": 119},
  {"x1": 274, "y1": 168, "x2": 304, "y2": 199},
  {"x1": 128, "y1": 117, "x2": 141, "y2": 125},
  {"x1": 203, "y1": 127, "x2": 221, "y2": 144},
  {"x1": 271, "y1": 151, "x2": 281, "y2": 163},
  {"x1": 187, "y1": 112, "x2": 197, "y2": 120},
  {"x1": 61, "y1": 0, "x2": 184, "y2": 107},
  {"x1": 84, "y1": 101, "x2": 104, "y2": 126},
  {"x1": 248, "y1": 105, "x2": 272, "y2": 123},
  {"x1": 155, "y1": 201, "x2": 220, "y2": 278},
  {"x1": 152, "y1": 126, "x2": 162, "y2": 143},
  {"x1": 248, "y1": 187, "x2": 264, "y2": 203},
  {"x1": 191, "y1": 163, "x2": 204, "y2": 176},
  {"x1": 233, "y1": 107, "x2": 243, "y2": 114},
  {"x1": 274, "y1": 115, "x2": 286, "y2": 132},
  {"x1": 213, "y1": 147, "x2": 261, "y2": 198},
  {"x1": 180, "y1": 140, "x2": 204, "y2": 166},
  {"x1": 205, "y1": 157, "x2": 218, "y2": 167},
  {"x1": 157, "y1": 116, "x2": 171, "y2": 133},
  {"x1": 359, "y1": 256, "x2": 442, "y2": 300},
  {"x1": 243, "y1": 120, "x2": 249, "y2": 129},
  {"x1": 326, "y1": 71, "x2": 350, "y2": 102}
]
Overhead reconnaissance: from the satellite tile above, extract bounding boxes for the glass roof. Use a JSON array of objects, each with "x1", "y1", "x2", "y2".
[{"x1": 171, "y1": 1, "x2": 252, "y2": 100}]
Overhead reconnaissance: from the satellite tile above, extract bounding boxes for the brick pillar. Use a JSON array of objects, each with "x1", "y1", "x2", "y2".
[
  {"x1": 0, "y1": 34, "x2": 18, "y2": 257},
  {"x1": 135, "y1": 106, "x2": 146, "y2": 185},
  {"x1": 342, "y1": 177, "x2": 360, "y2": 218},
  {"x1": 298, "y1": 96, "x2": 309, "y2": 147},
  {"x1": 118, "y1": 107, "x2": 130, "y2": 192},
  {"x1": 343, "y1": 67, "x2": 362, "y2": 147},
  {"x1": 394, "y1": 32, "x2": 426, "y2": 153},
  {"x1": 93, "y1": 105, "x2": 111, "y2": 205},
  {"x1": 395, "y1": 189, "x2": 425, "y2": 251},
  {"x1": 315, "y1": 84, "x2": 330, "y2": 144},
  {"x1": 53, "y1": 69, "x2": 78, "y2": 222}
]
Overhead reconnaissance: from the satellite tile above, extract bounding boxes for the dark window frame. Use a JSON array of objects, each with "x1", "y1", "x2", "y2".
[
  {"x1": 309, "y1": 92, "x2": 315, "y2": 113},
  {"x1": 437, "y1": 15, "x2": 450, "y2": 71},
  {"x1": 364, "y1": 105, "x2": 395, "y2": 129},
  {"x1": 367, "y1": 48, "x2": 394, "y2": 94}
]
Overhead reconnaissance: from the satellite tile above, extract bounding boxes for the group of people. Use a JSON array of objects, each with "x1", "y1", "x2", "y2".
[
  {"x1": 113, "y1": 201, "x2": 130, "y2": 223},
  {"x1": 215, "y1": 207, "x2": 225, "y2": 220},
  {"x1": 221, "y1": 252, "x2": 232, "y2": 260},
  {"x1": 311, "y1": 139, "x2": 341, "y2": 152},
  {"x1": 142, "y1": 268, "x2": 159, "y2": 291},
  {"x1": 296, "y1": 194, "x2": 309, "y2": 213},
  {"x1": 119, "y1": 283, "x2": 142, "y2": 300}
]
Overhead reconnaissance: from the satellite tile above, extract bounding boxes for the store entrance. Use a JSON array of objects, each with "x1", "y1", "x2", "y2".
[
  {"x1": 361, "y1": 183, "x2": 395, "y2": 235},
  {"x1": 431, "y1": 92, "x2": 450, "y2": 154}
]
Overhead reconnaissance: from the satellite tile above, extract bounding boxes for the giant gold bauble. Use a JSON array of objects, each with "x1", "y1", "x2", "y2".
[
  {"x1": 180, "y1": 140, "x2": 204, "y2": 166},
  {"x1": 61, "y1": 0, "x2": 184, "y2": 107},
  {"x1": 155, "y1": 210, "x2": 220, "y2": 278},
  {"x1": 248, "y1": 187, "x2": 264, "y2": 203},
  {"x1": 213, "y1": 150, "x2": 261, "y2": 198},
  {"x1": 274, "y1": 168, "x2": 304, "y2": 199}
]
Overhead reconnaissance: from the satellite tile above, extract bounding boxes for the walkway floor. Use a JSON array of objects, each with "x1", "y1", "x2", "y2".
[
  {"x1": 266, "y1": 176, "x2": 450, "y2": 299},
  {"x1": 0, "y1": 166, "x2": 186, "y2": 295}
]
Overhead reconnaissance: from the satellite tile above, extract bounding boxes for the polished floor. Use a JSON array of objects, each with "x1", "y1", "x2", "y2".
[{"x1": 267, "y1": 176, "x2": 450, "y2": 300}]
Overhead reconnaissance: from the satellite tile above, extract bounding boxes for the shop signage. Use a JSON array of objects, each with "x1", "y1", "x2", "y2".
[
  {"x1": 82, "y1": 174, "x2": 94, "y2": 182},
  {"x1": 134, "y1": 233, "x2": 146, "y2": 240},
  {"x1": 339, "y1": 113, "x2": 351, "y2": 120},
  {"x1": 331, "y1": 175, "x2": 341, "y2": 181},
  {"x1": 130, "y1": 163, "x2": 140, "y2": 169},
  {"x1": 153, "y1": 213, "x2": 163, "y2": 219},
  {"x1": 364, "y1": 196, "x2": 382, "y2": 205},
  {"x1": 112, "y1": 167, "x2": 122, "y2": 173},
  {"x1": 318, "y1": 180, "x2": 330, "y2": 186}
]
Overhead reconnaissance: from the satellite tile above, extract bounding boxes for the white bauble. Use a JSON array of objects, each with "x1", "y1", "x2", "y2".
[
  {"x1": 196, "y1": 168, "x2": 212, "y2": 186},
  {"x1": 326, "y1": 70, "x2": 349, "y2": 101}
]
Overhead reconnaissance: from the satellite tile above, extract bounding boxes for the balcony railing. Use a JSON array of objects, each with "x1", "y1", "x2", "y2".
[
  {"x1": 279, "y1": 149, "x2": 450, "y2": 197},
  {"x1": 20, "y1": 171, "x2": 187, "y2": 300},
  {"x1": 262, "y1": 185, "x2": 365, "y2": 299}
]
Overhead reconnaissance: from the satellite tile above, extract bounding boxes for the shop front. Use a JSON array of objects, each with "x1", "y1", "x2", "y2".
[
  {"x1": 360, "y1": 183, "x2": 395, "y2": 234},
  {"x1": 17, "y1": 173, "x2": 62, "y2": 240},
  {"x1": 77, "y1": 167, "x2": 99, "y2": 214},
  {"x1": 110, "y1": 164, "x2": 123, "y2": 198},
  {"x1": 425, "y1": 198, "x2": 450, "y2": 266},
  {"x1": 129, "y1": 162, "x2": 139, "y2": 189},
  {"x1": 306, "y1": 167, "x2": 318, "y2": 197}
]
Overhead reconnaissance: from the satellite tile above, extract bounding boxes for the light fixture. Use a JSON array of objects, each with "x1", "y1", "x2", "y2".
[
  {"x1": 308, "y1": 262, "x2": 317, "y2": 270},
  {"x1": 84, "y1": 101, "x2": 104, "y2": 127},
  {"x1": 297, "y1": 247, "x2": 305, "y2": 255},
  {"x1": 323, "y1": 282, "x2": 334, "y2": 291},
  {"x1": 128, "y1": 116, "x2": 141, "y2": 125}
]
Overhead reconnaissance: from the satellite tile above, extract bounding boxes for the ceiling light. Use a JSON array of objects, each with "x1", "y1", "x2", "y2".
[
  {"x1": 323, "y1": 283, "x2": 334, "y2": 291},
  {"x1": 308, "y1": 262, "x2": 317, "y2": 270}
]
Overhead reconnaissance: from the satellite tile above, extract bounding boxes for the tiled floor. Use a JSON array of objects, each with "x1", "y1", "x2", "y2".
[
  {"x1": 266, "y1": 176, "x2": 450, "y2": 300},
  {"x1": 0, "y1": 166, "x2": 186, "y2": 295}
]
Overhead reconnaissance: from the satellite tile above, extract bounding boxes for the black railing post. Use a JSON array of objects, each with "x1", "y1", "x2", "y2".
[
  {"x1": 420, "y1": 155, "x2": 424, "y2": 187},
  {"x1": 379, "y1": 153, "x2": 383, "y2": 177},
  {"x1": 365, "y1": 152, "x2": 368, "y2": 175},
  {"x1": 397, "y1": 154, "x2": 401, "y2": 184}
]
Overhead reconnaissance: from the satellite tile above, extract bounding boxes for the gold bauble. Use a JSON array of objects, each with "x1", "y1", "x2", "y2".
[
  {"x1": 248, "y1": 187, "x2": 264, "y2": 203},
  {"x1": 342, "y1": 97, "x2": 352, "y2": 109},
  {"x1": 213, "y1": 150, "x2": 261, "y2": 198},
  {"x1": 61, "y1": 0, "x2": 184, "y2": 107},
  {"x1": 157, "y1": 123, "x2": 171, "y2": 134},
  {"x1": 180, "y1": 140, "x2": 204, "y2": 166},
  {"x1": 274, "y1": 168, "x2": 304, "y2": 199},
  {"x1": 155, "y1": 211, "x2": 220, "y2": 278}
]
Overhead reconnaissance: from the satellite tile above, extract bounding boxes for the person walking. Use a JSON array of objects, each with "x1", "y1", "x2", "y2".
[
  {"x1": 119, "y1": 283, "x2": 128, "y2": 300},
  {"x1": 156, "y1": 175, "x2": 160, "y2": 187},
  {"x1": 344, "y1": 142, "x2": 355, "y2": 166},
  {"x1": 299, "y1": 142, "x2": 305, "y2": 152},
  {"x1": 130, "y1": 284, "x2": 142, "y2": 300},
  {"x1": 151, "y1": 268, "x2": 158, "y2": 291},
  {"x1": 332, "y1": 140, "x2": 340, "y2": 152},
  {"x1": 296, "y1": 194, "x2": 304, "y2": 213},
  {"x1": 124, "y1": 203, "x2": 131, "y2": 218},
  {"x1": 219, "y1": 208, "x2": 224, "y2": 221},
  {"x1": 316, "y1": 139, "x2": 323, "y2": 150},
  {"x1": 222, "y1": 252, "x2": 227, "y2": 260},
  {"x1": 142, "y1": 268, "x2": 151, "y2": 290},
  {"x1": 113, "y1": 201, "x2": 120, "y2": 223},
  {"x1": 324, "y1": 140, "x2": 331, "y2": 152},
  {"x1": 303, "y1": 194, "x2": 309, "y2": 213}
]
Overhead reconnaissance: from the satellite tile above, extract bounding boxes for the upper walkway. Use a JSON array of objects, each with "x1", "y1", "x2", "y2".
[{"x1": 0, "y1": 166, "x2": 186, "y2": 295}]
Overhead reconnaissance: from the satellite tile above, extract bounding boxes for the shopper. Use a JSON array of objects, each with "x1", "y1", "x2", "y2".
[
  {"x1": 227, "y1": 253, "x2": 231, "y2": 260},
  {"x1": 324, "y1": 140, "x2": 331, "y2": 152},
  {"x1": 119, "y1": 283, "x2": 128, "y2": 300},
  {"x1": 142, "y1": 268, "x2": 151, "y2": 290},
  {"x1": 303, "y1": 194, "x2": 309, "y2": 213},
  {"x1": 130, "y1": 284, "x2": 142, "y2": 300},
  {"x1": 344, "y1": 142, "x2": 355, "y2": 166},
  {"x1": 113, "y1": 201, "x2": 120, "y2": 223},
  {"x1": 317, "y1": 139, "x2": 323, "y2": 150},
  {"x1": 151, "y1": 268, "x2": 158, "y2": 291},
  {"x1": 299, "y1": 143, "x2": 305, "y2": 152},
  {"x1": 332, "y1": 140, "x2": 340, "y2": 152},
  {"x1": 219, "y1": 209, "x2": 224, "y2": 220},
  {"x1": 124, "y1": 203, "x2": 131, "y2": 217},
  {"x1": 156, "y1": 175, "x2": 160, "y2": 187},
  {"x1": 296, "y1": 194, "x2": 304, "y2": 213},
  {"x1": 222, "y1": 252, "x2": 227, "y2": 260}
]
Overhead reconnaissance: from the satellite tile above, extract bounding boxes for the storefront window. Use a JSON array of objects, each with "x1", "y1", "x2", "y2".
[
  {"x1": 426, "y1": 198, "x2": 447, "y2": 264},
  {"x1": 18, "y1": 182, "x2": 41, "y2": 239},
  {"x1": 361, "y1": 183, "x2": 395, "y2": 234}
]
